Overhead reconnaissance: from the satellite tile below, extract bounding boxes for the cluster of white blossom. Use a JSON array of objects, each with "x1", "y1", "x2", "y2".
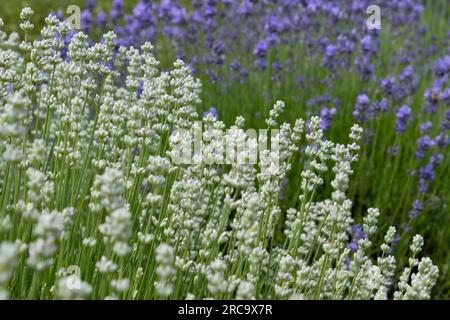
[{"x1": 0, "y1": 9, "x2": 438, "y2": 300}]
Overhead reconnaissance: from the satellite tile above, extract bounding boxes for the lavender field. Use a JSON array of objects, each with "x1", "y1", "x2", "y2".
[{"x1": 0, "y1": 0, "x2": 448, "y2": 300}]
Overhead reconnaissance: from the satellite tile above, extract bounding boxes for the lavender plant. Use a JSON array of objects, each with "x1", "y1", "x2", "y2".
[
  {"x1": 74, "y1": 0, "x2": 449, "y2": 298},
  {"x1": 0, "y1": 9, "x2": 440, "y2": 300}
]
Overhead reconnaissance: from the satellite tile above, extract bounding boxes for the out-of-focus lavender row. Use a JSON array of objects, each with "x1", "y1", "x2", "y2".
[{"x1": 59, "y1": 0, "x2": 449, "y2": 239}]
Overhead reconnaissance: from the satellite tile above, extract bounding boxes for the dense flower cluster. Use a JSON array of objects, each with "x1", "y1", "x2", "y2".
[
  {"x1": 0, "y1": 10, "x2": 441, "y2": 300},
  {"x1": 78, "y1": 0, "x2": 425, "y2": 81}
]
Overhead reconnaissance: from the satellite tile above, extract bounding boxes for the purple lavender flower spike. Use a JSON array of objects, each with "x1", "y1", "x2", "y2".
[
  {"x1": 254, "y1": 39, "x2": 269, "y2": 59},
  {"x1": 408, "y1": 199, "x2": 424, "y2": 219},
  {"x1": 111, "y1": 0, "x2": 124, "y2": 21},
  {"x1": 395, "y1": 105, "x2": 411, "y2": 133},
  {"x1": 86, "y1": 0, "x2": 96, "y2": 11},
  {"x1": 360, "y1": 35, "x2": 377, "y2": 54},
  {"x1": 430, "y1": 153, "x2": 443, "y2": 166},
  {"x1": 420, "y1": 121, "x2": 433, "y2": 133},
  {"x1": 434, "y1": 55, "x2": 450, "y2": 78},
  {"x1": 399, "y1": 65, "x2": 417, "y2": 97},
  {"x1": 379, "y1": 98, "x2": 389, "y2": 112},
  {"x1": 353, "y1": 94, "x2": 370, "y2": 122},
  {"x1": 424, "y1": 87, "x2": 440, "y2": 114},
  {"x1": 81, "y1": 9, "x2": 92, "y2": 34},
  {"x1": 204, "y1": 107, "x2": 218, "y2": 119},
  {"x1": 323, "y1": 44, "x2": 337, "y2": 70},
  {"x1": 212, "y1": 42, "x2": 226, "y2": 55},
  {"x1": 418, "y1": 163, "x2": 435, "y2": 193},
  {"x1": 387, "y1": 145, "x2": 400, "y2": 156},
  {"x1": 320, "y1": 107, "x2": 337, "y2": 131},
  {"x1": 442, "y1": 111, "x2": 450, "y2": 131},
  {"x1": 380, "y1": 76, "x2": 396, "y2": 98},
  {"x1": 416, "y1": 135, "x2": 433, "y2": 159},
  {"x1": 346, "y1": 224, "x2": 366, "y2": 253},
  {"x1": 96, "y1": 11, "x2": 107, "y2": 29},
  {"x1": 434, "y1": 133, "x2": 450, "y2": 149},
  {"x1": 237, "y1": 1, "x2": 253, "y2": 17}
]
